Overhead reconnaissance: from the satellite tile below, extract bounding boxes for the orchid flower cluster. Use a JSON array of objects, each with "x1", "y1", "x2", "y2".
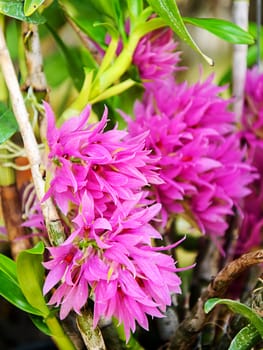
[
  {"x1": 127, "y1": 28, "x2": 256, "y2": 245},
  {"x1": 38, "y1": 102, "x2": 187, "y2": 339},
  {"x1": 22, "y1": 22, "x2": 259, "y2": 341}
]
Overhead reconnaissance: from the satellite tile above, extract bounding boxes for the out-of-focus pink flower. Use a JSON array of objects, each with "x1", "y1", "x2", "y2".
[
  {"x1": 133, "y1": 28, "x2": 183, "y2": 80},
  {"x1": 126, "y1": 75, "x2": 256, "y2": 240},
  {"x1": 236, "y1": 67, "x2": 263, "y2": 254},
  {"x1": 104, "y1": 19, "x2": 182, "y2": 82},
  {"x1": 242, "y1": 66, "x2": 263, "y2": 137}
]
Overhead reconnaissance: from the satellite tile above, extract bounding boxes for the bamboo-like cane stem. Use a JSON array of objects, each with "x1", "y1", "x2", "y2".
[{"x1": 0, "y1": 26, "x2": 65, "y2": 246}]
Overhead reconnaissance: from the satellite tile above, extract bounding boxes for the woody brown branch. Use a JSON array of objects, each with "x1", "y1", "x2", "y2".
[
  {"x1": 168, "y1": 249, "x2": 263, "y2": 350},
  {"x1": 0, "y1": 185, "x2": 31, "y2": 259}
]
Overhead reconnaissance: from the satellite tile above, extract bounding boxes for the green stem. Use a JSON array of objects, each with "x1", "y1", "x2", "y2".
[
  {"x1": 89, "y1": 18, "x2": 167, "y2": 100},
  {"x1": 0, "y1": 149, "x2": 15, "y2": 186},
  {"x1": 89, "y1": 34, "x2": 140, "y2": 100},
  {"x1": 46, "y1": 315, "x2": 76, "y2": 350}
]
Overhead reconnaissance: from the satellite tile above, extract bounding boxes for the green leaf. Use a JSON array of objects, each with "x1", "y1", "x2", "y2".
[
  {"x1": 229, "y1": 324, "x2": 262, "y2": 350},
  {"x1": 88, "y1": 0, "x2": 119, "y2": 20},
  {"x1": 183, "y1": 17, "x2": 255, "y2": 45},
  {"x1": 17, "y1": 242, "x2": 50, "y2": 317},
  {"x1": 204, "y1": 298, "x2": 263, "y2": 337},
  {"x1": 127, "y1": 0, "x2": 143, "y2": 19},
  {"x1": 247, "y1": 22, "x2": 263, "y2": 66},
  {"x1": 46, "y1": 23, "x2": 85, "y2": 91},
  {"x1": 81, "y1": 0, "x2": 125, "y2": 39},
  {"x1": 24, "y1": 0, "x2": 45, "y2": 16},
  {"x1": 0, "y1": 269, "x2": 43, "y2": 315},
  {"x1": 0, "y1": 0, "x2": 45, "y2": 24},
  {"x1": 0, "y1": 103, "x2": 18, "y2": 144},
  {"x1": 6, "y1": 20, "x2": 19, "y2": 61},
  {"x1": 30, "y1": 315, "x2": 53, "y2": 336},
  {"x1": 43, "y1": 51, "x2": 69, "y2": 88},
  {"x1": 218, "y1": 22, "x2": 263, "y2": 86},
  {"x1": 60, "y1": 0, "x2": 107, "y2": 47},
  {"x1": 0, "y1": 253, "x2": 17, "y2": 283},
  {"x1": 146, "y1": 0, "x2": 213, "y2": 65}
]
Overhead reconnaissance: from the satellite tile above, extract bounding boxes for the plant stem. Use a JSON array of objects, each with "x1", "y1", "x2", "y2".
[
  {"x1": 46, "y1": 315, "x2": 76, "y2": 350},
  {"x1": 0, "y1": 25, "x2": 65, "y2": 246},
  {"x1": 77, "y1": 309, "x2": 106, "y2": 350},
  {"x1": 168, "y1": 249, "x2": 263, "y2": 349},
  {"x1": 232, "y1": 0, "x2": 249, "y2": 122},
  {"x1": 22, "y1": 22, "x2": 48, "y2": 95},
  {"x1": 0, "y1": 149, "x2": 15, "y2": 186}
]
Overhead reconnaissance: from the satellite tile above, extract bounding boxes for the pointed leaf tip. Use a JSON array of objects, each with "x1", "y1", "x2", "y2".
[
  {"x1": 24, "y1": 0, "x2": 45, "y2": 16},
  {"x1": 146, "y1": 0, "x2": 214, "y2": 65}
]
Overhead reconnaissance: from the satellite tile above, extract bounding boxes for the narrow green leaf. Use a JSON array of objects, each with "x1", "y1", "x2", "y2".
[
  {"x1": 46, "y1": 23, "x2": 84, "y2": 91},
  {"x1": 17, "y1": 242, "x2": 50, "y2": 317},
  {"x1": 183, "y1": 17, "x2": 255, "y2": 45},
  {"x1": 204, "y1": 298, "x2": 263, "y2": 337},
  {"x1": 83, "y1": 0, "x2": 125, "y2": 38},
  {"x1": 60, "y1": 0, "x2": 107, "y2": 47},
  {"x1": 88, "y1": 0, "x2": 115, "y2": 19},
  {"x1": 0, "y1": 253, "x2": 17, "y2": 283},
  {"x1": 0, "y1": 103, "x2": 18, "y2": 144},
  {"x1": 0, "y1": 269, "x2": 43, "y2": 315},
  {"x1": 24, "y1": 0, "x2": 45, "y2": 16},
  {"x1": 127, "y1": 0, "x2": 143, "y2": 19},
  {"x1": 229, "y1": 324, "x2": 262, "y2": 350},
  {"x1": 0, "y1": 0, "x2": 45, "y2": 24},
  {"x1": 219, "y1": 22, "x2": 263, "y2": 86},
  {"x1": 146, "y1": 0, "x2": 213, "y2": 65}
]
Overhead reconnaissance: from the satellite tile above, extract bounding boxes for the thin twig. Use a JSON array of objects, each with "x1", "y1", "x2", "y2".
[
  {"x1": 0, "y1": 25, "x2": 65, "y2": 246},
  {"x1": 168, "y1": 249, "x2": 263, "y2": 350}
]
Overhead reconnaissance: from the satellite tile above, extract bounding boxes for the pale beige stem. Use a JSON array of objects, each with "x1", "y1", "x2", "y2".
[
  {"x1": 0, "y1": 26, "x2": 64, "y2": 245},
  {"x1": 22, "y1": 22, "x2": 48, "y2": 92},
  {"x1": 232, "y1": 0, "x2": 249, "y2": 122}
]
